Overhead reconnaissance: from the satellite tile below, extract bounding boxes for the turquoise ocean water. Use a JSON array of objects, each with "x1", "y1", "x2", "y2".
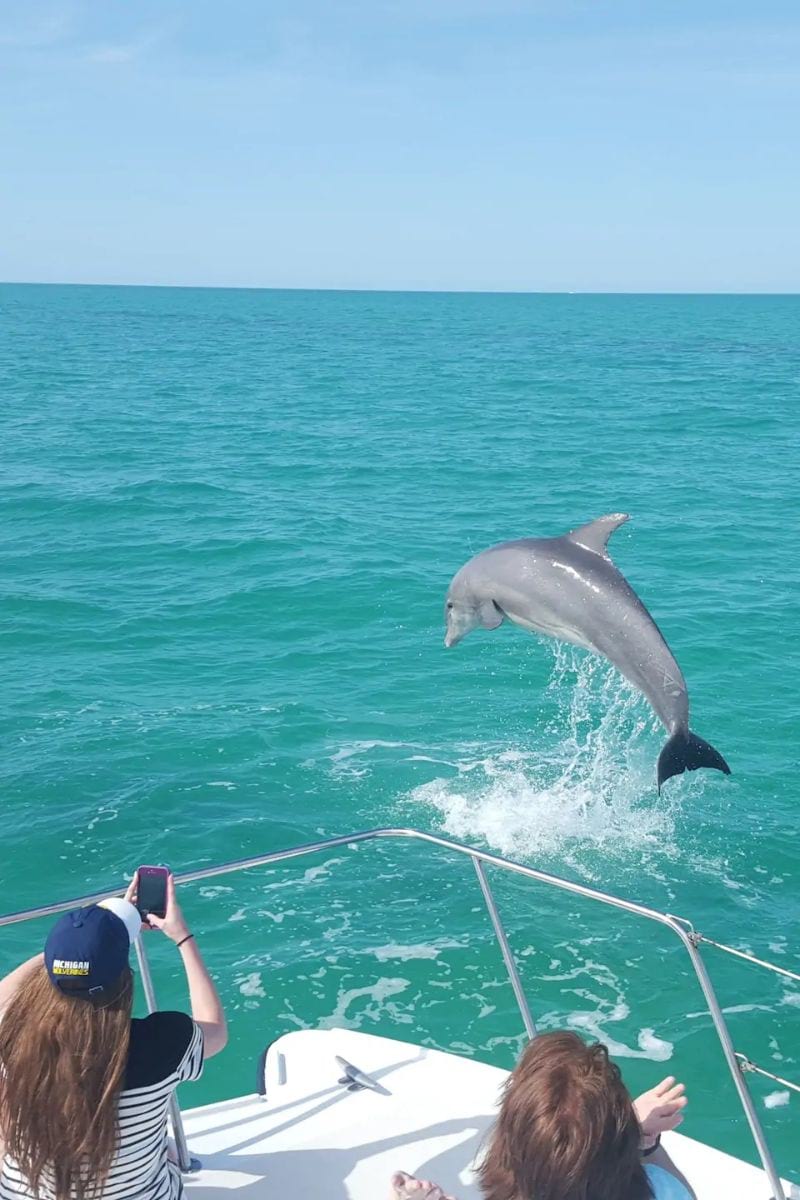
[{"x1": 1, "y1": 284, "x2": 799, "y2": 1179}]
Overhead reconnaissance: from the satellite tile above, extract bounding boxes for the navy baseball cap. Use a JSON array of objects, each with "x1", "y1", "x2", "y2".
[{"x1": 44, "y1": 899, "x2": 141, "y2": 996}]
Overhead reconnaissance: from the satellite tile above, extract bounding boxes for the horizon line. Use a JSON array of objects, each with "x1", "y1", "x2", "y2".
[{"x1": 1, "y1": 279, "x2": 799, "y2": 297}]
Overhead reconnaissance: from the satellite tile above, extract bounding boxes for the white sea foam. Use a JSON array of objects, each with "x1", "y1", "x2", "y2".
[
  {"x1": 236, "y1": 971, "x2": 266, "y2": 998},
  {"x1": 330, "y1": 740, "x2": 408, "y2": 779},
  {"x1": 86, "y1": 804, "x2": 120, "y2": 832},
  {"x1": 411, "y1": 647, "x2": 681, "y2": 861},
  {"x1": 363, "y1": 937, "x2": 465, "y2": 962},
  {"x1": 318, "y1": 977, "x2": 411, "y2": 1029},
  {"x1": 368, "y1": 943, "x2": 442, "y2": 961},
  {"x1": 303, "y1": 858, "x2": 344, "y2": 883},
  {"x1": 570, "y1": 1019, "x2": 673, "y2": 1063},
  {"x1": 560, "y1": 1004, "x2": 672, "y2": 1061},
  {"x1": 536, "y1": 990, "x2": 673, "y2": 1061},
  {"x1": 764, "y1": 1090, "x2": 790, "y2": 1109}
]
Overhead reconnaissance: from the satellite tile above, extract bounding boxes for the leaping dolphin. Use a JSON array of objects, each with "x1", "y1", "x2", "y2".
[{"x1": 444, "y1": 514, "x2": 730, "y2": 790}]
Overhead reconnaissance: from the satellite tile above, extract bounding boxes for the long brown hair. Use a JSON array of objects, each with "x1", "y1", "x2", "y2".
[
  {"x1": 0, "y1": 964, "x2": 133, "y2": 1200},
  {"x1": 478, "y1": 1031, "x2": 652, "y2": 1200}
]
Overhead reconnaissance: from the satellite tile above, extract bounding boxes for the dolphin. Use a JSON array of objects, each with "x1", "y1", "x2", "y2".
[{"x1": 444, "y1": 513, "x2": 730, "y2": 790}]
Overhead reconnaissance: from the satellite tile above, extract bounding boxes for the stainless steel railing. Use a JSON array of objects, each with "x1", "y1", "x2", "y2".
[{"x1": 0, "y1": 827, "x2": 793, "y2": 1198}]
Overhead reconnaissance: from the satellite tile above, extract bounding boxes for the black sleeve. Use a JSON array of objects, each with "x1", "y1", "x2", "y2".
[{"x1": 126, "y1": 1011, "x2": 199, "y2": 1089}]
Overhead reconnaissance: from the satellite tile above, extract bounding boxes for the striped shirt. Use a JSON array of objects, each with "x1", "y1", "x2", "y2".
[{"x1": 1, "y1": 1012, "x2": 204, "y2": 1200}]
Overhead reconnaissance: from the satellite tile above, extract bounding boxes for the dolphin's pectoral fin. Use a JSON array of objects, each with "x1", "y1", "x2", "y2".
[
  {"x1": 478, "y1": 600, "x2": 504, "y2": 630},
  {"x1": 566, "y1": 513, "x2": 630, "y2": 559},
  {"x1": 657, "y1": 729, "x2": 731, "y2": 791}
]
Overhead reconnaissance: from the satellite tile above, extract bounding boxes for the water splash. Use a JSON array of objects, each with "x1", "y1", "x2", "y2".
[{"x1": 412, "y1": 646, "x2": 681, "y2": 863}]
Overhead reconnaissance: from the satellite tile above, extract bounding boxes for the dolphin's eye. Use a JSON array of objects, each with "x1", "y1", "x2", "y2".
[{"x1": 446, "y1": 601, "x2": 454, "y2": 610}]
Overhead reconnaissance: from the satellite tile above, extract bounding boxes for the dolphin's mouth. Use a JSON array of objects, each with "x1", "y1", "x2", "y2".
[{"x1": 444, "y1": 632, "x2": 460, "y2": 648}]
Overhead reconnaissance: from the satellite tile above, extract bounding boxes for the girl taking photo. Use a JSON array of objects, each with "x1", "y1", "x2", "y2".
[{"x1": 0, "y1": 873, "x2": 226, "y2": 1200}]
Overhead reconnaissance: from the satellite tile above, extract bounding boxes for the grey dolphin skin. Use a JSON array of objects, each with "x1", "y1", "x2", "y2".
[{"x1": 444, "y1": 514, "x2": 730, "y2": 790}]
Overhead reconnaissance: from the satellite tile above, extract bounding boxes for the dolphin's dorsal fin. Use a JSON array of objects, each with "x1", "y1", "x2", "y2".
[{"x1": 566, "y1": 513, "x2": 630, "y2": 558}]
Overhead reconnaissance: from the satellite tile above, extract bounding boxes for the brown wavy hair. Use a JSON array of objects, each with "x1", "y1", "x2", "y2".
[
  {"x1": 478, "y1": 1031, "x2": 652, "y2": 1200},
  {"x1": 0, "y1": 963, "x2": 133, "y2": 1200}
]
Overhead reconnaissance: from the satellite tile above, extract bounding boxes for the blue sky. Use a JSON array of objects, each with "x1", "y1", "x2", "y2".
[{"x1": 1, "y1": 1, "x2": 798, "y2": 291}]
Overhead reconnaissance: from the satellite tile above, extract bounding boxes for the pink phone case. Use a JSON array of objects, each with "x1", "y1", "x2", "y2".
[{"x1": 137, "y1": 865, "x2": 169, "y2": 918}]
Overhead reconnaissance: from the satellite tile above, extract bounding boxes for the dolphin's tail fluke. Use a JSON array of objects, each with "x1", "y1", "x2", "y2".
[{"x1": 657, "y1": 729, "x2": 731, "y2": 791}]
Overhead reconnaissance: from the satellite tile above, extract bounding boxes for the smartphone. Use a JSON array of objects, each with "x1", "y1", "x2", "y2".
[{"x1": 136, "y1": 865, "x2": 169, "y2": 920}]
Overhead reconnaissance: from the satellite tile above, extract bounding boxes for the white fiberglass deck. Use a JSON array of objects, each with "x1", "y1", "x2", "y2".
[{"x1": 181, "y1": 1029, "x2": 798, "y2": 1200}]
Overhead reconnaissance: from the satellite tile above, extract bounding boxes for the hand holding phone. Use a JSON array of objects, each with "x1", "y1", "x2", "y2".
[
  {"x1": 128, "y1": 870, "x2": 192, "y2": 945},
  {"x1": 135, "y1": 865, "x2": 170, "y2": 920}
]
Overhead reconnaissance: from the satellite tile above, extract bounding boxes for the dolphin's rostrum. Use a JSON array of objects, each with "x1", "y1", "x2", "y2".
[{"x1": 444, "y1": 514, "x2": 730, "y2": 790}]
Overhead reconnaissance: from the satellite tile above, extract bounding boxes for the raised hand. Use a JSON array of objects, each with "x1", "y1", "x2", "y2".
[
  {"x1": 634, "y1": 1076, "x2": 688, "y2": 1138},
  {"x1": 145, "y1": 874, "x2": 191, "y2": 944}
]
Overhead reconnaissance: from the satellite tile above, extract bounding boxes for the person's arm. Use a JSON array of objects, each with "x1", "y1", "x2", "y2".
[
  {"x1": 0, "y1": 953, "x2": 44, "y2": 1014},
  {"x1": 132, "y1": 873, "x2": 228, "y2": 1058},
  {"x1": 174, "y1": 936, "x2": 228, "y2": 1056},
  {"x1": 635, "y1": 1076, "x2": 695, "y2": 1199}
]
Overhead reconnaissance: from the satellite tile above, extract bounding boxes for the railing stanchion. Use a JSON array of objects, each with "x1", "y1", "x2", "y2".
[
  {"x1": 667, "y1": 930, "x2": 786, "y2": 1200},
  {"x1": 472, "y1": 858, "x2": 537, "y2": 1041},
  {"x1": 134, "y1": 939, "x2": 197, "y2": 1174}
]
